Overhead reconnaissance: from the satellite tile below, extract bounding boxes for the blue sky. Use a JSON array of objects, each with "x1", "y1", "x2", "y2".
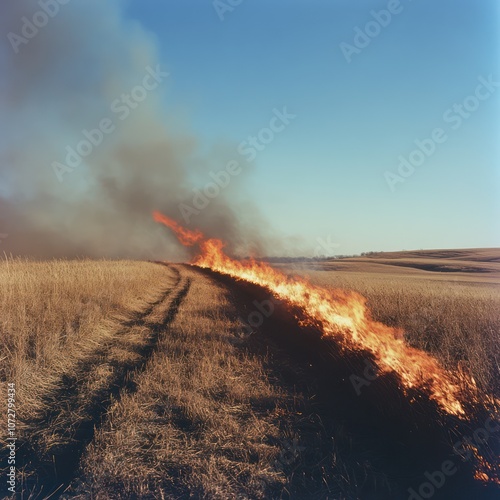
[
  {"x1": 2, "y1": 0, "x2": 497, "y2": 258},
  {"x1": 122, "y1": 0, "x2": 499, "y2": 254}
]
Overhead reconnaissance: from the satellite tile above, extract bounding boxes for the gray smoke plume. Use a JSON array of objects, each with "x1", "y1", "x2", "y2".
[{"x1": 0, "y1": 0, "x2": 277, "y2": 260}]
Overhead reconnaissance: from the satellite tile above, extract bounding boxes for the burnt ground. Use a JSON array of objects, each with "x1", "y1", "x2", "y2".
[{"x1": 198, "y1": 266, "x2": 500, "y2": 500}]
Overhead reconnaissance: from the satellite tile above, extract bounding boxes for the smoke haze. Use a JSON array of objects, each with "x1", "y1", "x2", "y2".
[{"x1": 0, "y1": 0, "x2": 276, "y2": 260}]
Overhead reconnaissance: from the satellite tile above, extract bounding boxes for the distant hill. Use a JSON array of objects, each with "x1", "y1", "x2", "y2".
[{"x1": 357, "y1": 248, "x2": 500, "y2": 263}]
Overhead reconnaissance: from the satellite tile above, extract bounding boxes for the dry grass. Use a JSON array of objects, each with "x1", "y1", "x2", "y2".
[
  {"x1": 285, "y1": 249, "x2": 500, "y2": 394},
  {"x1": 73, "y1": 266, "x2": 379, "y2": 499},
  {"x1": 0, "y1": 261, "x2": 372, "y2": 498},
  {"x1": 74, "y1": 267, "x2": 290, "y2": 498},
  {"x1": 0, "y1": 258, "x2": 176, "y2": 404},
  {"x1": 0, "y1": 257, "x2": 178, "y2": 495},
  {"x1": 2, "y1": 251, "x2": 499, "y2": 498}
]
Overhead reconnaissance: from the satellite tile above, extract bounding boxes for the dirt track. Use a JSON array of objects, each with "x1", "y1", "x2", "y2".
[{"x1": 14, "y1": 265, "x2": 189, "y2": 497}]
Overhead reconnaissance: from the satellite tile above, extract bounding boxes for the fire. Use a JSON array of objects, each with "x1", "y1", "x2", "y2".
[
  {"x1": 197, "y1": 240, "x2": 469, "y2": 414},
  {"x1": 153, "y1": 212, "x2": 500, "y2": 484},
  {"x1": 153, "y1": 211, "x2": 203, "y2": 246}
]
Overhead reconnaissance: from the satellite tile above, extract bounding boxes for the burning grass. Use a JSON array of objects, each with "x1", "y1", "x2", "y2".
[
  {"x1": 67, "y1": 265, "x2": 422, "y2": 498},
  {"x1": 288, "y1": 261, "x2": 500, "y2": 396},
  {"x1": 1, "y1": 261, "x2": 379, "y2": 498},
  {"x1": 153, "y1": 212, "x2": 500, "y2": 486},
  {"x1": 73, "y1": 267, "x2": 290, "y2": 498}
]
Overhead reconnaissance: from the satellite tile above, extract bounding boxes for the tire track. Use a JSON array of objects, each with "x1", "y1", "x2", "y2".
[{"x1": 16, "y1": 264, "x2": 190, "y2": 499}]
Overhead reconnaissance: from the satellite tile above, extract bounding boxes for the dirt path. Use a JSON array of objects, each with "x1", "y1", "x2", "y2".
[
  {"x1": 62, "y1": 264, "x2": 323, "y2": 499},
  {"x1": 17, "y1": 265, "x2": 190, "y2": 498}
]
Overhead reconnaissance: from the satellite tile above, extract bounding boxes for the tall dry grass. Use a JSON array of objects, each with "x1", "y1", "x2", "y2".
[
  {"x1": 0, "y1": 257, "x2": 175, "y2": 418},
  {"x1": 2, "y1": 255, "x2": 499, "y2": 498},
  {"x1": 297, "y1": 268, "x2": 500, "y2": 394}
]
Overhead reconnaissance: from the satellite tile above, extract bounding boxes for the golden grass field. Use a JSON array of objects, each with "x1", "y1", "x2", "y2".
[{"x1": 1, "y1": 249, "x2": 499, "y2": 498}]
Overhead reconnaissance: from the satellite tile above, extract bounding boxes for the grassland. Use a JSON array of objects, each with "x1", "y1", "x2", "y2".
[
  {"x1": 0, "y1": 258, "x2": 177, "y2": 412},
  {"x1": 1, "y1": 249, "x2": 499, "y2": 498},
  {"x1": 0, "y1": 259, "x2": 359, "y2": 498},
  {"x1": 281, "y1": 248, "x2": 500, "y2": 395}
]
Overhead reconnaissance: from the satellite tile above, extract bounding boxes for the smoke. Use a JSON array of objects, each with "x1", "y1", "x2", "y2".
[{"x1": 0, "y1": 0, "x2": 276, "y2": 260}]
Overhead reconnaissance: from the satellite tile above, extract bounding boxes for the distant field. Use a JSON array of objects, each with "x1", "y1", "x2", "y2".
[{"x1": 281, "y1": 248, "x2": 500, "y2": 394}]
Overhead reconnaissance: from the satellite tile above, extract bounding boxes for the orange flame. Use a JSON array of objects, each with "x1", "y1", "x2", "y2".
[
  {"x1": 153, "y1": 211, "x2": 204, "y2": 246},
  {"x1": 196, "y1": 239, "x2": 470, "y2": 413},
  {"x1": 154, "y1": 212, "x2": 500, "y2": 484}
]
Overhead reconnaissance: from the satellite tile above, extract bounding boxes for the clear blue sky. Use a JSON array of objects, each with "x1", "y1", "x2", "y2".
[{"x1": 122, "y1": 0, "x2": 499, "y2": 254}]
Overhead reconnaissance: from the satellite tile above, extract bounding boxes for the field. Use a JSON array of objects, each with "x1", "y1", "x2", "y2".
[
  {"x1": 1, "y1": 249, "x2": 499, "y2": 499},
  {"x1": 280, "y1": 248, "x2": 500, "y2": 394}
]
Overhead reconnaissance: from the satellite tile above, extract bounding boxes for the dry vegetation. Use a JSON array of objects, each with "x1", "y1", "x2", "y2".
[
  {"x1": 1, "y1": 249, "x2": 499, "y2": 498},
  {"x1": 74, "y1": 267, "x2": 290, "y2": 498},
  {"x1": 0, "y1": 258, "x2": 176, "y2": 409},
  {"x1": 0, "y1": 258, "x2": 178, "y2": 495},
  {"x1": 286, "y1": 248, "x2": 500, "y2": 395},
  {"x1": 1, "y1": 260, "x2": 360, "y2": 498}
]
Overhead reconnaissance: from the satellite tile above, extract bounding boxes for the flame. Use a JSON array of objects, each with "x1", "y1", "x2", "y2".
[
  {"x1": 471, "y1": 446, "x2": 500, "y2": 485},
  {"x1": 153, "y1": 211, "x2": 203, "y2": 246},
  {"x1": 196, "y1": 240, "x2": 470, "y2": 413},
  {"x1": 153, "y1": 212, "x2": 500, "y2": 484}
]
